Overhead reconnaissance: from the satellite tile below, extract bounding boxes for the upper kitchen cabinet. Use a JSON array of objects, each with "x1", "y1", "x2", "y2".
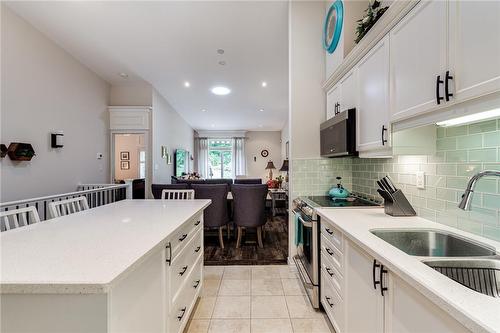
[
  {"x1": 357, "y1": 35, "x2": 391, "y2": 157},
  {"x1": 448, "y1": 1, "x2": 500, "y2": 103},
  {"x1": 389, "y1": 0, "x2": 448, "y2": 122},
  {"x1": 389, "y1": 0, "x2": 500, "y2": 123},
  {"x1": 326, "y1": 69, "x2": 357, "y2": 120}
]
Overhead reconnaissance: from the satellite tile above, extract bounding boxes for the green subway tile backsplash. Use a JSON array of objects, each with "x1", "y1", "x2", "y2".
[{"x1": 291, "y1": 118, "x2": 500, "y2": 242}]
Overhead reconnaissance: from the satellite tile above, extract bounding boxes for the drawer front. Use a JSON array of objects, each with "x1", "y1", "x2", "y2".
[
  {"x1": 321, "y1": 234, "x2": 343, "y2": 273},
  {"x1": 171, "y1": 213, "x2": 202, "y2": 257},
  {"x1": 321, "y1": 252, "x2": 343, "y2": 297},
  {"x1": 168, "y1": 255, "x2": 203, "y2": 333},
  {"x1": 170, "y1": 229, "x2": 203, "y2": 304},
  {"x1": 321, "y1": 270, "x2": 344, "y2": 333},
  {"x1": 321, "y1": 219, "x2": 343, "y2": 253}
]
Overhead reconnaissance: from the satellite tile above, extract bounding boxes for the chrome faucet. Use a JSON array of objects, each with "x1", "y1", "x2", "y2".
[{"x1": 458, "y1": 170, "x2": 500, "y2": 210}]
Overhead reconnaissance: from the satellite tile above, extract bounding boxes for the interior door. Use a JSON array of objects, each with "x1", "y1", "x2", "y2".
[
  {"x1": 449, "y1": 1, "x2": 500, "y2": 103},
  {"x1": 389, "y1": 0, "x2": 448, "y2": 122},
  {"x1": 357, "y1": 35, "x2": 391, "y2": 155},
  {"x1": 345, "y1": 240, "x2": 384, "y2": 333}
]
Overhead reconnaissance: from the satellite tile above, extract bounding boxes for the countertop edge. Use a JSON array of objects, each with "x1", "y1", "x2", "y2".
[
  {"x1": 0, "y1": 200, "x2": 211, "y2": 295},
  {"x1": 316, "y1": 208, "x2": 498, "y2": 333}
]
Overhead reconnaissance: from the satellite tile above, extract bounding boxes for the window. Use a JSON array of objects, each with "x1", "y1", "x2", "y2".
[{"x1": 208, "y1": 139, "x2": 233, "y2": 179}]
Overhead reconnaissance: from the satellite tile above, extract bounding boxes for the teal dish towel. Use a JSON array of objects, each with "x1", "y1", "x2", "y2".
[{"x1": 294, "y1": 211, "x2": 303, "y2": 246}]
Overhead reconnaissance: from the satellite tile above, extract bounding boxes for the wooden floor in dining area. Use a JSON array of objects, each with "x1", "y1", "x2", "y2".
[{"x1": 203, "y1": 214, "x2": 288, "y2": 266}]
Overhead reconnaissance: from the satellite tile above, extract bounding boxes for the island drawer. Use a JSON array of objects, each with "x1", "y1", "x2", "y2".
[
  {"x1": 168, "y1": 255, "x2": 202, "y2": 333},
  {"x1": 321, "y1": 219, "x2": 343, "y2": 253},
  {"x1": 321, "y1": 268, "x2": 344, "y2": 333},
  {"x1": 321, "y1": 252, "x2": 343, "y2": 297},
  {"x1": 321, "y1": 234, "x2": 343, "y2": 273},
  {"x1": 169, "y1": 228, "x2": 203, "y2": 304},
  {"x1": 171, "y1": 213, "x2": 203, "y2": 257}
]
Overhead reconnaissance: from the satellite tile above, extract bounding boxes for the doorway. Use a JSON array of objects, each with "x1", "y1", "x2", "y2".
[{"x1": 111, "y1": 133, "x2": 148, "y2": 199}]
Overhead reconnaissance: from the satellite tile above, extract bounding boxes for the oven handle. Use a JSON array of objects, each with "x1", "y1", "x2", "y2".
[
  {"x1": 297, "y1": 214, "x2": 313, "y2": 228},
  {"x1": 293, "y1": 255, "x2": 314, "y2": 289}
]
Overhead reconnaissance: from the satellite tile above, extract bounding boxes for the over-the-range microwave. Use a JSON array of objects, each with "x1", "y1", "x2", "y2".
[{"x1": 320, "y1": 108, "x2": 358, "y2": 158}]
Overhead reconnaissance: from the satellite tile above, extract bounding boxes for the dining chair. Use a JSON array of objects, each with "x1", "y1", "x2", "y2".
[
  {"x1": 191, "y1": 184, "x2": 229, "y2": 248},
  {"x1": 161, "y1": 189, "x2": 195, "y2": 200},
  {"x1": 0, "y1": 206, "x2": 41, "y2": 232},
  {"x1": 231, "y1": 184, "x2": 268, "y2": 248},
  {"x1": 152, "y1": 184, "x2": 189, "y2": 199},
  {"x1": 234, "y1": 178, "x2": 262, "y2": 184},
  {"x1": 270, "y1": 191, "x2": 288, "y2": 217},
  {"x1": 48, "y1": 196, "x2": 90, "y2": 219}
]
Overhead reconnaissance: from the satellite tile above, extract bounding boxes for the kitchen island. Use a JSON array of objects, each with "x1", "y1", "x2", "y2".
[{"x1": 1, "y1": 199, "x2": 211, "y2": 333}]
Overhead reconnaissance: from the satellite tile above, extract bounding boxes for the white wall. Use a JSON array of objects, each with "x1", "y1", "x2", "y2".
[
  {"x1": 289, "y1": 1, "x2": 326, "y2": 159},
  {"x1": 0, "y1": 6, "x2": 110, "y2": 202},
  {"x1": 245, "y1": 131, "x2": 283, "y2": 181},
  {"x1": 110, "y1": 84, "x2": 153, "y2": 106},
  {"x1": 151, "y1": 89, "x2": 194, "y2": 184}
]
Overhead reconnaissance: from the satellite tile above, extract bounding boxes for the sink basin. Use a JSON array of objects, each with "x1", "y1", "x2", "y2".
[
  {"x1": 370, "y1": 229, "x2": 497, "y2": 257},
  {"x1": 423, "y1": 258, "x2": 500, "y2": 298}
]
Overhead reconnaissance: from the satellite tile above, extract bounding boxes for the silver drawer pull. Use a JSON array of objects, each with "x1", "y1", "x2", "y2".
[
  {"x1": 325, "y1": 296, "x2": 334, "y2": 308},
  {"x1": 325, "y1": 248, "x2": 334, "y2": 256},
  {"x1": 179, "y1": 265, "x2": 188, "y2": 276},
  {"x1": 193, "y1": 280, "x2": 201, "y2": 288},
  {"x1": 325, "y1": 228, "x2": 334, "y2": 235},
  {"x1": 177, "y1": 307, "x2": 187, "y2": 321},
  {"x1": 325, "y1": 267, "x2": 334, "y2": 277}
]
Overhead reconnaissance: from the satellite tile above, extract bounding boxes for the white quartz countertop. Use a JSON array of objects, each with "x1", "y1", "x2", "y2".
[
  {"x1": 316, "y1": 208, "x2": 500, "y2": 333},
  {"x1": 0, "y1": 199, "x2": 211, "y2": 294}
]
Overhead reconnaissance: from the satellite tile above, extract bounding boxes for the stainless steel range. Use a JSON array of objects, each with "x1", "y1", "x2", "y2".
[{"x1": 292, "y1": 195, "x2": 380, "y2": 308}]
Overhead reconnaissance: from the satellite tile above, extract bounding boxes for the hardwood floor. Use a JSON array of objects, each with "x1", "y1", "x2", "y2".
[{"x1": 204, "y1": 215, "x2": 288, "y2": 266}]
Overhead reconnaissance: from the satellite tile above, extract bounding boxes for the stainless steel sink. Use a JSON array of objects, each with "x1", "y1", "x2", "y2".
[
  {"x1": 423, "y1": 258, "x2": 500, "y2": 298},
  {"x1": 370, "y1": 229, "x2": 497, "y2": 257}
]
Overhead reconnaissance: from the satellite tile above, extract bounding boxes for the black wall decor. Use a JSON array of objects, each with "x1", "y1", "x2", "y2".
[
  {"x1": 0, "y1": 144, "x2": 7, "y2": 158},
  {"x1": 7, "y1": 142, "x2": 36, "y2": 161}
]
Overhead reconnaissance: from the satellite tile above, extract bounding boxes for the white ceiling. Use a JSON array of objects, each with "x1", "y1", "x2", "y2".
[{"x1": 6, "y1": 1, "x2": 289, "y2": 131}]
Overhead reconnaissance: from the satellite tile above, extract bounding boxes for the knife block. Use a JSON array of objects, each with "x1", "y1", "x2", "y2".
[{"x1": 377, "y1": 189, "x2": 416, "y2": 217}]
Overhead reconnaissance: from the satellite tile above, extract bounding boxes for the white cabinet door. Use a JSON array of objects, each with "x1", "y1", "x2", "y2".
[
  {"x1": 449, "y1": 1, "x2": 500, "y2": 103},
  {"x1": 340, "y1": 69, "x2": 357, "y2": 111},
  {"x1": 357, "y1": 36, "x2": 391, "y2": 155},
  {"x1": 389, "y1": 0, "x2": 448, "y2": 122},
  {"x1": 326, "y1": 83, "x2": 341, "y2": 120},
  {"x1": 345, "y1": 240, "x2": 384, "y2": 333},
  {"x1": 384, "y1": 273, "x2": 470, "y2": 333}
]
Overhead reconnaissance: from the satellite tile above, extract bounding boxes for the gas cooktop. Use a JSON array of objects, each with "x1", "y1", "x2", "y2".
[{"x1": 305, "y1": 195, "x2": 380, "y2": 208}]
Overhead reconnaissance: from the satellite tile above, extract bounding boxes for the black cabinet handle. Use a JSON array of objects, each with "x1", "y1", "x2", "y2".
[
  {"x1": 334, "y1": 102, "x2": 340, "y2": 115},
  {"x1": 177, "y1": 307, "x2": 187, "y2": 321},
  {"x1": 381, "y1": 125, "x2": 388, "y2": 146},
  {"x1": 325, "y1": 248, "x2": 334, "y2": 256},
  {"x1": 325, "y1": 267, "x2": 334, "y2": 277},
  {"x1": 445, "y1": 70, "x2": 453, "y2": 102},
  {"x1": 436, "y1": 75, "x2": 444, "y2": 104},
  {"x1": 372, "y1": 260, "x2": 381, "y2": 290},
  {"x1": 325, "y1": 296, "x2": 334, "y2": 307},
  {"x1": 380, "y1": 265, "x2": 388, "y2": 296},
  {"x1": 195, "y1": 246, "x2": 201, "y2": 253},
  {"x1": 179, "y1": 265, "x2": 188, "y2": 276},
  {"x1": 325, "y1": 228, "x2": 334, "y2": 235},
  {"x1": 179, "y1": 234, "x2": 188, "y2": 242},
  {"x1": 165, "y1": 242, "x2": 172, "y2": 266},
  {"x1": 193, "y1": 280, "x2": 201, "y2": 288},
  {"x1": 194, "y1": 220, "x2": 201, "y2": 226}
]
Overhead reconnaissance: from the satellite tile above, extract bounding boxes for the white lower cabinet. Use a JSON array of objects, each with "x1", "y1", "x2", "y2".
[{"x1": 320, "y1": 217, "x2": 471, "y2": 333}]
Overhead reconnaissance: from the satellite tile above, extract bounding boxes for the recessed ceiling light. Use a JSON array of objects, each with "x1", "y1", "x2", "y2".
[
  {"x1": 211, "y1": 124, "x2": 215, "y2": 127},
  {"x1": 211, "y1": 86, "x2": 231, "y2": 96},
  {"x1": 217, "y1": 49, "x2": 225, "y2": 55},
  {"x1": 258, "y1": 124, "x2": 263, "y2": 128},
  {"x1": 184, "y1": 81, "x2": 190, "y2": 87},
  {"x1": 259, "y1": 108, "x2": 264, "y2": 112},
  {"x1": 218, "y1": 60, "x2": 226, "y2": 66},
  {"x1": 201, "y1": 109, "x2": 207, "y2": 112},
  {"x1": 261, "y1": 81, "x2": 267, "y2": 87},
  {"x1": 119, "y1": 72, "x2": 128, "y2": 78}
]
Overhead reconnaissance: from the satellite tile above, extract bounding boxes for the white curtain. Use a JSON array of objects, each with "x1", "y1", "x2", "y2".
[
  {"x1": 196, "y1": 138, "x2": 209, "y2": 179},
  {"x1": 232, "y1": 137, "x2": 246, "y2": 178}
]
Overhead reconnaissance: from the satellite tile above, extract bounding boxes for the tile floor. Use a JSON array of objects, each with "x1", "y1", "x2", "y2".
[{"x1": 185, "y1": 265, "x2": 333, "y2": 333}]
